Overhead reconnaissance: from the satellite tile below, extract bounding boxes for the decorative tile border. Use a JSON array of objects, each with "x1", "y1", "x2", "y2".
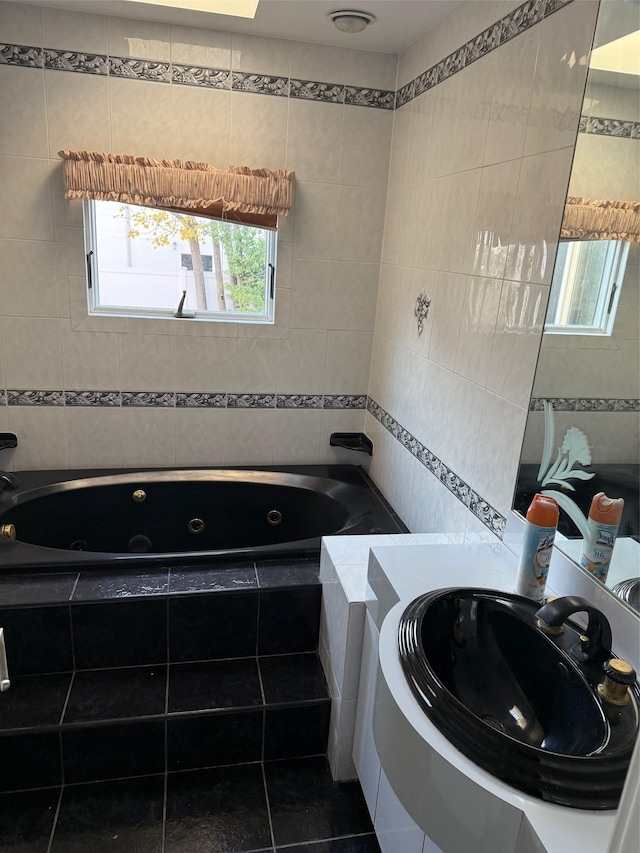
[
  {"x1": 171, "y1": 63, "x2": 230, "y2": 90},
  {"x1": 579, "y1": 115, "x2": 640, "y2": 139},
  {"x1": 232, "y1": 72, "x2": 288, "y2": 97},
  {"x1": 530, "y1": 397, "x2": 639, "y2": 412},
  {"x1": 65, "y1": 391, "x2": 121, "y2": 407},
  {"x1": 2, "y1": 0, "x2": 572, "y2": 111},
  {"x1": 395, "y1": 0, "x2": 572, "y2": 110},
  {"x1": 0, "y1": 43, "x2": 42, "y2": 67},
  {"x1": 121, "y1": 391, "x2": 175, "y2": 407},
  {"x1": 110, "y1": 57, "x2": 171, "y2": 83},
  {"x1": 1, "y1": 389, "x2": 370, "y2": 411},
  {"x1": 367, "y1": 396, "x2": 506, "y2": 537},
  {"x1": 44, "y1": 49, "x2": 108, "y2": 75}
]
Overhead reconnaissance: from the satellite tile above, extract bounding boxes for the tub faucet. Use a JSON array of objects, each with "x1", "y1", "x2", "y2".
[
  {"x1": 0, "y1": 472, "x2": 20, "y2": 492},
  {"x1": 536, "y1": 595, "x2": 613, "y2": 664}
]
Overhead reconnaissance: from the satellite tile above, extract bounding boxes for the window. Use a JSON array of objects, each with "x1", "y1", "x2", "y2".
[
  {"x1": 84, "y1": 200, "x2": 277, "y2": 323},
  {"x1": 545, "y1": 239, "x2": 629, "y2": 335}
]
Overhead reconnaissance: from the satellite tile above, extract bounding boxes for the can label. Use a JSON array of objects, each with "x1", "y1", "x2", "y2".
[
  {"x1": 579, "y1": 521, "x2": 618, "y2": 582},
  {"x1": 515, "y1": 524, "x2": 557, "y2": 602}
]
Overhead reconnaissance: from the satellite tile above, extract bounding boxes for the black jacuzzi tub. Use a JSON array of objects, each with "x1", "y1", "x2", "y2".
[{"x1": 0, "y1": 464, "x2": 406, "y2": 571}]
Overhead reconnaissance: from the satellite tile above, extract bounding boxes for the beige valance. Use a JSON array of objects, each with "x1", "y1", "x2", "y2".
[
  {"x1": 58, "y1": 150, "x2": 295, "y2": 229},
  {"x1": 561, "y1": 196, "x2": 640, "y2": 243}
]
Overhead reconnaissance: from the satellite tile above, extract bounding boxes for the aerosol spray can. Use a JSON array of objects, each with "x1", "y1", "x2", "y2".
[
  {"x1": 515, "y1": 494, "x2": 559, "y2": 603},
  {"x1": 579, "y1": 492, "x2": 624, "y2": 583}
]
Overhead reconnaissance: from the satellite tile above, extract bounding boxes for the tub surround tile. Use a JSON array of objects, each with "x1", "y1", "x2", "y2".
[
  {"x1": 0, "y1": 788, "x2": 61, "y2": 851},
  {"x1": 73, "y1": 570, "x2": 170, "y2": 600},
  {"x1": 175, "y1": 392, "x2": 226, "y2": 408},
  {"x1": 167, "y1": 710, "x2": 263, "y2": 771},
  {"x1": 168, "y1": 591, "x2": 259, "y2": 661},
  {"x1": 290, "y1": 79, "x2": 344, "y2": 104},
  {"x1": 258, "y1": 587, "x2": 321, "y2": 656},
  {"x1": 64, "y1": 665, "x2": 167, "y2": 724},
  {"x1": 282, "y1": 836, "x2": 381, "y2": 852},
  {"x1": 168, "y1": 658, "x2": 261, "y2": 713},
  {"x1": 0, "y1": 43, "x2": 43, "y2": 67},
  {"x1": 62, "y1": 719, "x2": 166, "y2": 784},
  {"x1": 0, "y1": 730, "x2": 62, "y2": 792},
  {"x1": 226, "y1": 393, "x2": 276, "y2": 408},
  {"x1": 0, "y1": 672, "x2": 72, "y2": 731},
  {"x1": 71, "y1": 599, "x2": 168, "y2": 669},
  {"x1": 168, "y1": 565, "x2": 257, "y2": 593},
  {"x1": 265, "y1": 756, "x2": 373, "y2": 847},
  {"x1": 64, "y1": 390, "x2": 121, "y2": 407},
  {"x1": 277, "y1": 394, "x2": 324, "y2": 409},
  {"x1": 0, "y1": 572, "x2": 78, "y2": 605},
  {"x1": 109, "y1": 56, "x2": 170, "y2": 82},
  {"x1": 44, "y1": 48, "x2": 108, "y2": 75},
  {"x1": 7, "y1": 390, "x2": 64, "y2": 406},
  {"x1": 165, "y1": 764, "x2": 271, "y2": 852},
  {"x1": 323, "y1": 395, "x2": 367, "y2": 410},
  {"x1": 0, "y1": 605, "x2": 73, "y2": 676},
  {"x1": 259, "y1": 652, "x2": 328, "y2": 705},
  {"x1": 232, "y1": 71, "x2": 288, "y2": 96},
  {"x1": 171, "y1": 62, "x2": 230, "y2": 89},
  {"x1": 256, "y1": 559, "x2": 320, "y2": 588},
  {"x1": 265, "y1": 702, "x2": 330, "y2": 760},
  {"x1": 50, "y1": 776, "x2": 164, "y2": 853},
  {"x1": 121, "y1": 391, "x2": 175, "y2": 407}
]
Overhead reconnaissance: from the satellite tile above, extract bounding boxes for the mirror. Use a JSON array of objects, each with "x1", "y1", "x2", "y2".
[{"x1": 514, "y1": 0, "x2": 640, "y2": 614}]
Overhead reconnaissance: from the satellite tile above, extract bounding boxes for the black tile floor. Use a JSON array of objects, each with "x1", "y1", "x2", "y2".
[{"x1": 0, "y1": 757, "x2": 381, "y2": 853}]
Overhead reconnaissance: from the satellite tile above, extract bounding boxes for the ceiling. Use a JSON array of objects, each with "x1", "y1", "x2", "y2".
[{"x1": 20, "y1": 0, "x2": 463, "y2": 54}]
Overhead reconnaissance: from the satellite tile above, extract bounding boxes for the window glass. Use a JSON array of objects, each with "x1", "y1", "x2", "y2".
[
  {"x1": 85, "y1": 200, "x2": 276, "y2": 323},
  {"x1": 546, "y1": 239, "x2": 629, "y2": 335}
]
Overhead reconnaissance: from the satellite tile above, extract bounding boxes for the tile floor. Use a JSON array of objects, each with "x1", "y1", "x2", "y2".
[{"x1": 0, "y1": 756, "x2": 381, "y2": 853}]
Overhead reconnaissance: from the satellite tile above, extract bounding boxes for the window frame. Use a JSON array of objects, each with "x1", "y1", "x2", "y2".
[
  {"x1": 83, "y1": 199, "x2": 278, "y2": 325},
  {"x1": 545, "y1": 238, "x2": 629, "y2": 336}
]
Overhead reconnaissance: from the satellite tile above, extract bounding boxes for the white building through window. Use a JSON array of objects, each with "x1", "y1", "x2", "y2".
[{"x1": 84, "y1": 200, "x2": 277, "y2": 323}]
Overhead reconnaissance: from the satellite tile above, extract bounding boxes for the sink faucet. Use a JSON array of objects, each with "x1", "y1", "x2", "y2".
[
  {"x1": 536, "y1": 595, "x2": 613, "y2": 664},
  {"x1": 0, "y1": 472, "x2": 20, "y2": 492}
]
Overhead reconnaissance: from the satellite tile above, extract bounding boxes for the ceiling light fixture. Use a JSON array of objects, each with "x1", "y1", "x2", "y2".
[{"x1": 329, "y1": 9, "x2": 376, "y2": 34}]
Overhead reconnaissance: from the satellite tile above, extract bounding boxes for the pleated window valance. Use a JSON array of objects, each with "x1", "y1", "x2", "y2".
[
  {"x1": 561, "y1": 196, "x2": 640, "y2": 243},
  {"x1": 58, "y1": 150, "x2": 295, "y2": 230}
]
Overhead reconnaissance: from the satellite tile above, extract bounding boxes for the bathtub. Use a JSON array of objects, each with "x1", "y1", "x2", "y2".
[{"x1": 0, "y1": 464, "x2": 405, "y2": 571}]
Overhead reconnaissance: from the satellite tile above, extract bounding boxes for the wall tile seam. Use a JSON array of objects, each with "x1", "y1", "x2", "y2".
[
  {"x1": 395, "y1": 0, "x2": 574, "y2": 109},
  {"x1": 529, "y1": 396, "x2": 640, "y2": 412},
  {"x1": 0, "y1": 44, "x2": 394, "y2": 110},
  {"x1": 366, "y1": 396, "x2": 507, "y2": 537},
  {"x1": 0, "y1": 390, "x2": 368, "y2": 410},
  {"x1": 579, "y1": 115, "x2": 640, "y2": 139}
]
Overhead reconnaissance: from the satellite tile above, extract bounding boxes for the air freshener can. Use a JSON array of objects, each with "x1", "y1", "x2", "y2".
[
  {"x1": 579, "y1": 492, "x2": 624, "y2": 583},
  {"x1": 514, "y1": 494, "x2": 559, "y2": 603}
]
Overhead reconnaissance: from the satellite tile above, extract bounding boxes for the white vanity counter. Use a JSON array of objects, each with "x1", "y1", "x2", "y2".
[
  {"x1": 368, "y1": 541, "x2": 619, "y2": 853},
  {"x1": 319, "y1": 535, "x2": 638, "y2": 853}
]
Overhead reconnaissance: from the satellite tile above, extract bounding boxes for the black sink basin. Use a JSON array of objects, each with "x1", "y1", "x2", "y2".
[{"x1": 398, "y1": 588, "x2": 639, "y2": 809}]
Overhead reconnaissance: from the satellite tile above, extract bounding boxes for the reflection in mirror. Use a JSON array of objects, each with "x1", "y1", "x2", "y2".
[{"x1": 514, "y1": 0, "x2": 640, "y2": 614}]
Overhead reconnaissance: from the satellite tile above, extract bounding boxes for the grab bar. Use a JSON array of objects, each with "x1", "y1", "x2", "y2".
[{"x1": 0, "y1": 628, "x2": 10, "y2": 692}]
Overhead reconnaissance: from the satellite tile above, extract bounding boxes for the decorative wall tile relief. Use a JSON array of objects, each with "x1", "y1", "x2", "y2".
[
  {"x1": 0, "y1": 391, "x2": 5, "y2": 405},
  {"x1": 290, "y1": 79, "x2": 344, "y2": 103},
  {"x1": 615, "y1": 399, "x2": 640, "y2": 412},
  {"x1": 175, "y1": 393, "x2": 227, "y2": 408},
  {"x1": 0, "y1": 44, "x2": 43, "y2": 67},
  {"x1": 580, "y1": 115, "x2": 640, "y2": 139},
  {"x1": 576, "y1": 398, "x2": 616, "y2": 412},
  {"x1": 44, "y1": 49, "x2": 108, "y2": 75},
  {"x1": 227, "y1": 394, "x2": 276, "y2": 408},
  {"x1": 367, "y1": 396, "x2": 505, "y2": 537},
  {"x1": 7, "y1": 390, "x2": 65, "y2": 406},
  {"x1": 395, "y1": 81, "x2": 414, "y2": 108},
  {"x1": 544, "y1": 0, "x2": 574, "y2": 16},
  {"x1": 469, "y1": 490, "x2": 507, "y2": 536},
  {"x1": 500, "y1": 0, "x2": 546, "y2": 43},
  {"x1": 109, "y1": 57, "x2": 171, "y2": 83},
  {"x1": 530, "y1": 396, "x2": 640, "y2": 412},
  {"x1": 323, "y1": 395, "x2": 367, "y2": 410},
  {"x1": 414, "y1": 292, "x2": 431, "y2": 337},
  {"x1": 171, "y1": 63, "x2": 231, "y2": 90},
  {"x1": 65, "y1": 391, "x2": 121, "y2": 407},
  {"x1": 344, "y1": 87, "x2": 395, "y2": 110},
  {"x1": 232, "y1": 72, "x2": 289, "y2": 97},
  {"x1": 276, "y1": 395, "x2": 324, "y2": 409},
  {"x1": 414, "y1": 66, "x2": 438, "y2": 97},
  {"x1": 121, "y1": 391, "x2": 175, "y2": 407},
  {"x1": 440, "y1": 463, "x2": 471, "y2": 506}
]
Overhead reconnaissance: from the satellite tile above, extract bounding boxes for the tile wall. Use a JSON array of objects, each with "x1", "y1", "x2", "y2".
[
  {"x1": 0, "y1": 0, "x2": 395, "y2": 470},
  {"x1": 366, "y1": 0, "x2": 600, "y2": 536}
]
